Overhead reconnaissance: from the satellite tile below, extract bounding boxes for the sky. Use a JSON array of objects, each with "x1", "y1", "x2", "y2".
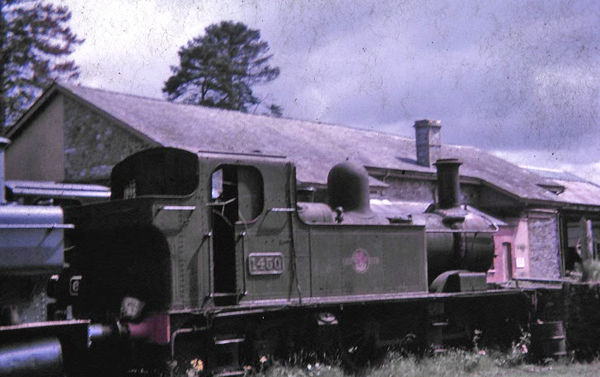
[{"x1": 56, "y1": 0, "x2": 600, "y2": 183}]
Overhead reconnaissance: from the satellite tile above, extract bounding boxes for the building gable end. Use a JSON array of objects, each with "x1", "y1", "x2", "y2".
[{"x1": 63, "y1": 97, "x2": 155, "y2": 183}]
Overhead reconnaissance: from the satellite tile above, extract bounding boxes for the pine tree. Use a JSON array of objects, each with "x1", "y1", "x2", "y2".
[
  {"x1": 163, "y1": 21, "x2": 281, "y2": 115},
  {"x1": 1, "y1": 0, "x2": 83, "y2": 127}
]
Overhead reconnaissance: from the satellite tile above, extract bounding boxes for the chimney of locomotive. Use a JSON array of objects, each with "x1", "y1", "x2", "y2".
[
  {"x1": 434, "y1": 158, "x2": 462, "y2": 209},
  {"x1": 0, "y1": 137, "x2": 9, "y2": 204},
  {"x1": 414, "y1": 119, "x2": 442, "y2": 167}
]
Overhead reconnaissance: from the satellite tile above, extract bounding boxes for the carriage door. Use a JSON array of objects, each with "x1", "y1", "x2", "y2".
[{"x1": 210, "y1": 165, "x2": 263, "y2": 304}]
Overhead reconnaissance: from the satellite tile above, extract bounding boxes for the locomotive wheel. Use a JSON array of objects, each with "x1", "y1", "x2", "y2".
[{"x1": 338, "y1": 318, "x2": 380, "y2": 370}]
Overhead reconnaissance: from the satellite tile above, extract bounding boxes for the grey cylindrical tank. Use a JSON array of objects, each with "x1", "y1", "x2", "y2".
[
  {"x1": 0, "y1": 337, "x2": 64, "y2": 377},
  {"x1": 0, "y1": 205, "x2": 66, "y2": 275},
  {"x1": 530, "y1": 321, "x2": 567, "y2": 359}
]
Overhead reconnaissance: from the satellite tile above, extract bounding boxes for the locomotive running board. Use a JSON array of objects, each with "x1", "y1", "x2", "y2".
[
  {"x1": 229, "y1": 288, "x2": 524, "y2": 309},
  {"x1": 214, "y1": 335, "x2": 245, "y2": 345},
  {"x1": 171, "y1": 289, "x2": 526, "y2": 317}
]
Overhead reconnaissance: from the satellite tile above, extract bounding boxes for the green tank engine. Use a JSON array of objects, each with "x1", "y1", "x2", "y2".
[{"x1": 61, "y1": 147, "x2": 526, "y2": 376}]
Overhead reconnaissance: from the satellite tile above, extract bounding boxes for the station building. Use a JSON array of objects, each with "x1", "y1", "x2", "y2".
[{"x1": 5, "y1": 82, "x2": 600, "y2": 282}]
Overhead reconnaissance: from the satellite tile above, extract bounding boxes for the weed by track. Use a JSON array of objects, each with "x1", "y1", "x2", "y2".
[{"x1": 257, "y1": 350, "x2": 600, "y2": 377}]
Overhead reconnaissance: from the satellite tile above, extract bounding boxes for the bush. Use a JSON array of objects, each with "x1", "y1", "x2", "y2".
[{"x1": 581, "y1": 259, "x2": 600, "y2": 282}]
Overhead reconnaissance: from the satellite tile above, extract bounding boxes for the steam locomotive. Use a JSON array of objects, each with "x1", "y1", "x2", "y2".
[
  {"x1": 0, "y1": 136, "x2": 92, "y2": 377},
  {"x1": 0, "y1": 144, "x2": 530, "y2": 376}
]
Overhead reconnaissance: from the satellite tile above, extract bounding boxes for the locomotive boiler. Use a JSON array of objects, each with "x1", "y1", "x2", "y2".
[{"x1": 58, "y1": 146, "x2": 528, "y2": 376}]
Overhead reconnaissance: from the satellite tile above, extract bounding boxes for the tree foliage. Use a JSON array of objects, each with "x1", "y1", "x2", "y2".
[
  {"x1": 163, "y1": 21, "x2": 281, "y2": 115},
  {"x1": 1, "y1": 0, "x2": 83, "y2": 127}
]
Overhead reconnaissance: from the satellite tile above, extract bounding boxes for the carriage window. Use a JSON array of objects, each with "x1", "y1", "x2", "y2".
[{"x1": 211, "y1": 165, "x2": 264, "y2": 222}]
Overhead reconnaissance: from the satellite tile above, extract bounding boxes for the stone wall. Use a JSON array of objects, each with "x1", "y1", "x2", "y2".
[
  {"x1": 459, "y1": 184, "x2": 480, "y2": 207},
  {"x1": 64, "y1": 97, "x2": 153, "y2": 183},
  {"x1": 378, "y1": 177, "x2": 480, "y2": 206},
  {"x1": 528, "y1": 212, "x2": 561, "y2": 279},
  {"x1": 379, "y1": 178, "x2": 436, "y2": 202}
]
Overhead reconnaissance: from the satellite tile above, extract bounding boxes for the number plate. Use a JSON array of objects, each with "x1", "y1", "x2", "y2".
[{"x1": 248, "y1": 253, "x2": 284, "y2": 275}]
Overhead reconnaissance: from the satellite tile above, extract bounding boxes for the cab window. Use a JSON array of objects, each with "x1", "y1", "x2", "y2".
[{"x1": 211, "y1": 165, "x2": 264, "y2": 222}]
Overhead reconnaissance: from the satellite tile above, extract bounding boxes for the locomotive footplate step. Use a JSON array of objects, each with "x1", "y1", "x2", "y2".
[
  {"x1": 210, "y1": 334, "x2": 246, "y2": 375},
  {"x1": 214, "y1": 335, "x2": 245, "y2": 345},
  {"x1": 211, "y1": 292, "x2": 241, "y2": 306},
  {"x1": 211, "y1": 293, "x2": 240, "y2": 297}
]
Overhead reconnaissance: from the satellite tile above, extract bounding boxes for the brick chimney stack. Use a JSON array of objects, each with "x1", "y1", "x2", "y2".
[{"x1": 414, "y1": 119, "x2": 441, "y2": 167}]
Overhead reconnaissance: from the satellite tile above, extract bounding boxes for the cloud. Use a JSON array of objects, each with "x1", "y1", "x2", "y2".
[
  {"x1": 57, "y1": 0, "x2": 600, "y2": 183},
  {"x1": 60, "y1": 0, "x2": 249, "y2": 97},
  {"x1": 492, "y1": 149, "x2": 600, "y2": 184}
]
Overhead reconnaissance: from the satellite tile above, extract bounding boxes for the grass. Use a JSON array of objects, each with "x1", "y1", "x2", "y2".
[
  {"x1": 368, "y1": 351, "x2": 598, "y2": 377},
  {"x1": 256, "y1": 351, "x2": 600, "y2": 377}
]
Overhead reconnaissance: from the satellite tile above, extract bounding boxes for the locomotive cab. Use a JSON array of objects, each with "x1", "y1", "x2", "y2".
[{"x1": 66, "y1": 148, "x2": 300, "y2": 315}]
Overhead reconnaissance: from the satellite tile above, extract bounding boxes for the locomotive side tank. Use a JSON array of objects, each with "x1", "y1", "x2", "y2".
[
  {"x1": 63, "y1": 147, "x2": 527, "y2": 375},
  {"x1": 300, "y1": 158, "x2": 498, "y2": 291}
]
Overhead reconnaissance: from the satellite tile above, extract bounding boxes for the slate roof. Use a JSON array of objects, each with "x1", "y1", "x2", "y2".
[
  {"x1": 525, "y1": 167, "x2": 600, "y2": 209},
  {"x1": 7, "y1": 82, "x2": 600, "y2": 209},
  {"x1": 553, "y1": 180, "x2": 600, "y2": 208}
]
